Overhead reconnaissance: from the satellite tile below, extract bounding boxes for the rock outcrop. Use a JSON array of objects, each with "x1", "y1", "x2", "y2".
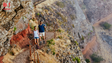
[
  {"x1": 0, "y1": 0, "x2": 33, "y2": 56},
  {"x1": 10, "y1": 24, "x2": 33, "y2": 48}
]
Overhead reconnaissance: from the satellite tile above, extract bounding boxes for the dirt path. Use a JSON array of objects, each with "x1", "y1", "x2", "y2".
[
  {"x1": 93, "y1": 13, "x2": 112, "y2": 27},
  {"x1": 82, "y1": 36, "x2": 98, "y2": 62},
  {"x1": 13, "y1": 49, "x2": 30, "y2": 63},
  {"x1": 12, "y1": 32, "x2": 55, "y2": 63},
  {"x1": 13, "y1": 44, "x2": 45, "y2": 63},
  {"x1": 82, "y1": 36, "x2": 97, "y2": 55}
]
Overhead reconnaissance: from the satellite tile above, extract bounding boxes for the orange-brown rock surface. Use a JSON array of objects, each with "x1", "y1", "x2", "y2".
[{"x1": 10, "y1": 24, "x2": 33, "y2": 48}]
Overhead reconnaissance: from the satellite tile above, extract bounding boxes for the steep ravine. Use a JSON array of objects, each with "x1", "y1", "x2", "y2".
[{"x1": 82, "y1": 10, "x2": 112, "y2": 63}]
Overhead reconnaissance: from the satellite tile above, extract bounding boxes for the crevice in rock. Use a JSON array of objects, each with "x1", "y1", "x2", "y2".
[
  {"x1": 3, "y1": 38, "x2": 8, "y2": 47},
  {"x1": 78, "y1": 32, "x2": 81, "y2": 39},
  {"x1": 1, "y1": 21, "x2": 13, "y2": 31},
  {"x1": 11, "y1": 4, "x2": 24, "y2": 25},
  {"x1": 15, "y1": 4, "x2": 23, "y2": 12}
]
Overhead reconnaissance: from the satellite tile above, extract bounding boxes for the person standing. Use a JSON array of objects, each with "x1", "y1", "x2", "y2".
[
  {"x1": 38, "y1": 20, "x2": 46, "y2": 43},
  {"x1": 33, "y1": 26, "x2": 39, "y2": 49}
]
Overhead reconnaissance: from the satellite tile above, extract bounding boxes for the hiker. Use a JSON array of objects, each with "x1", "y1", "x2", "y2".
[
  {"x1": 38, "y1": 20, "x2": 46, "y2": 43},
  {"x1": 33, "y1": 26, "x2": 39, "y2": 49}
]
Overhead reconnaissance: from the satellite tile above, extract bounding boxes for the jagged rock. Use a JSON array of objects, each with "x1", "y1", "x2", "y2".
[{"x1": 0, "y1": 0, "x2": 33, "y2": 56}]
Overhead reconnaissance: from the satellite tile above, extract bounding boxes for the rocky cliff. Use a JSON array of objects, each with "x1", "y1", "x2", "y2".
[
  {"x1": 0, "y1": 0, "x2": 33, "y2": 56},
  {"x1": 0, "y1": 0, "x2": 95, "y2": 63}
]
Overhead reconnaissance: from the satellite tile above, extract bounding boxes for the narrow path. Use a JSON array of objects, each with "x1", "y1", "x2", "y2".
[
  {"x1": 82, "y1": 36, "x2": 97, "y2": 55},
  {"x1": 13, "y1": 49, "x2": 30, "y2": 63},
  {"x1": 12, "y1": 32, "x2": 55, "y2": 63},
  {"x1": 93, "y1": 13, "x2": 112, "y2": 27},
  {"x1": 13, "y1": 42, "x2": 46, "y2": 63},
  {"x1": 82, "y1": 36, "x2": 97, "y2": 62}
]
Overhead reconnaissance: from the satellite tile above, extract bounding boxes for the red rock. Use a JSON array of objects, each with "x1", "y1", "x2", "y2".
[
  {"x1": 0, "y1": 56, "x2": 3, "y2": 63},
  {"x1": 10, "y1": 24, "x2": 33, "y2": 48}
]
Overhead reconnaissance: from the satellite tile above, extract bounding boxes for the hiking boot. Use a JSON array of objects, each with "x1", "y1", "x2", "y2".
[{"x1": 36, "y1": 45, "x2": 39, "y2": 49}]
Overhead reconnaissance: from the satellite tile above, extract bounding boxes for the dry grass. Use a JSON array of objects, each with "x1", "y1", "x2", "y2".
[
  {"x1": 56, "y1": 1, "x2": 65, "y2": 8},
  {"x1": 70, "y1": 14, "x2": 76, "y2": 20},
  {"x1": 57, "y1": 12, "x2": 67, "y2": 22}
]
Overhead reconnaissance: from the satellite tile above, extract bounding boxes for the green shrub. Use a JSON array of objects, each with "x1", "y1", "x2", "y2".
[
  {"x1": 92, "y1": 26, "x2": 94, "y2": 30},
  {"x1": 47, "y1": 39, "x2": 55, "y2": 46},
  {"x1": 72, "y1": 24, "x2": 75, "y2": 28},
  {"x1": 81, "y1": 35, "x2": 84, "y2": 40},
  {"x1": 57, "y1": 12, "x2": 67, "y2": 22},
  {"x1": 37, "y1": 13, "x2": 40, "y2": 16},
  {"x1": 25, "y1": 16, "x2": 27, "y2": 18},
  {"x1": 32, "y1": 18, "x2": 35, "y2": 21},
  {"x1": 46, "y1": 23, "x2": 49, "y2": 26},
  {"x1": 57, "y1": 20, "x2": 63, "y2": 25},
  {"x1": 100, "y1": 22, "x2": 111, "y2": 30},
  {"x1": 81, "y1": 5, "x2": 86, "y2": 9},
  {"x1": 52, "y1": 42, "x2": 55, "y2": 45},
  {"x1": 58, "y1": 36, "x2": 62, "y2": 39},
  {"x1": 71, "y1": 56, "x2": 76, "y2": 61},
  {"x1": 14, "y1": 27, "x2": 17, "y2": 32},
  {"x1": 90, "y1": 53, "x2": 104, "y2": 62},
  {"x1": 88, "y1": 33, "x2": 90, "y2": 36},
  {"x1": 47, "y1": 39, "x2": 53, "y2": 44},
  {"x1": 10, "y1": 51, "x2": 14, "y2": 55},
  {"x1": 56, "y1": 1, "x2": 65, "y2": 8},
  {"x1": 22, "y1": 17, "x2": 24, "y2": 20},
  {"x1": 75, "y1": 41, "x2": 78, "y2": 45},
  {"x1": 85, "y1": 59, "x2": 90, "y2": 63},
  {"x1": 51, "y1": 47, "x2": 55, "y2": 55},
  {"x1": 91, "y1": 30, "x2": 93, "y2": 32},
  {"x1": 57, "y1": 29, "x2": 61, "y2": 32},
  {"x1": 73, "y1": 58, "x2": 76, "y2": 61},
  {"x1": 31, "y1": 26, "x2": 34, "y2": 30},
  {"x1": 29, "y1": 23, "x2": 34, "y2": 30},
  {"x1": 75, "y1": 57, "x2": 80, "y2": 63},
  {"x1": 53, "y1": 51, "x2": 55, "y2": 55}
]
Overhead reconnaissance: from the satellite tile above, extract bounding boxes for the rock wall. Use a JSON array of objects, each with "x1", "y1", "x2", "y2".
[{"x1": 0, "y1": 0, "x2": 33, "y2": 56}]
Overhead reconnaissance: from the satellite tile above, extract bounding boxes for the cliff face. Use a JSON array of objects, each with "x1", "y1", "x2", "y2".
[
  {"x1": 0, "y1": 0, "x2": 95, "y2": 63},
  {"x1": 0, "y1": 0, "x2": 33, "y2": 56}
]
